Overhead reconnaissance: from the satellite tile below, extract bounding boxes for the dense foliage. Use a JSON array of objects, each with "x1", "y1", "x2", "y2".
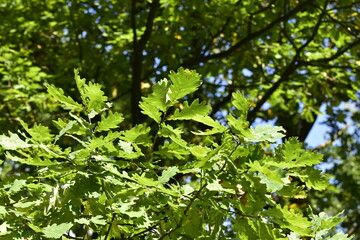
[
  {"x1": 0, "y1": 0, "x2": 359, "y2": 239},
  {"x1": 0, "y1": 69, "x2": 350, "y2": 239}
]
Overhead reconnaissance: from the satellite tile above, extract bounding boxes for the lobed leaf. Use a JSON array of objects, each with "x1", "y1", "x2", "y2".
[
  {"x1": 74, "y1": 69, "x2": 108, "y2": 112},
  {"x1": 246, "y1": 125, "x2": 285, "y2": 143},
  {"x1": 158, "y1": 166, "x2": 179, "y2": 184},
  {"x1": 0, "y1": 131, "x2": 31, "y2": 150},
  {"x1": 42, "y1": 222, "x2": 73, "y2": 238},
  {"x1": 47, "y1": 84, "x2": 83, "y2": 111},
  {"x1": 139, "y1": 78, "x2": 171, "y2": 123},
  {"x1": 265, "y1": 205, "x2": 312, "y2": 235},
  {"x1": 169, "y1": 99, "x2": 211, "y2": 120},
  {"x1": 167, "y1": 67, "x2": 202, "y2": 103},
  {"x1": 232, "y1": 92, "x2": 250, "y2": 119},
  {"x1": 96, "y1": 112, "x2": 124, "y2": 132},
  {"x1": 274, "y1": 138, "x2": 323, "y2": 168}
]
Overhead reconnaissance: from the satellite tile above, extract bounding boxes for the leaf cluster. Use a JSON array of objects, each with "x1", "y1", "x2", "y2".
[{"x1": 0, "y1": 69, "x2": 350, "y2": 239}]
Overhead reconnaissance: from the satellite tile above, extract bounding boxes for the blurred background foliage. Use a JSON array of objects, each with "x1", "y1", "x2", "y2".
[{"x1": 0, "y1": 0, "x2": 359, "y2": 237}]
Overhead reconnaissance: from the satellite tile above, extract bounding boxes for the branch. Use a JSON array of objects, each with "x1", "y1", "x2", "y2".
[
  {"x1": 247, "y1": 0, "x2": 278, "y2": 35},
  {"x1": 314, "y1": 123, "x2": 350, "y2": 150},
  {"x1": 67, "y1": 1, "x2": 83, "y2": 62},
  {"x1": 299, "y1": 38, "x2": 360, "y2": 66},
  {"x1": 131, "y1": 0, "x2": 160, "y2": 125},
  {"x1": 320, "y1": 5, "x2": 359, "y2": 38},
  {"x1": 182, "y1": 0, "x2": 312, "y2": 67},
  {"x1": 127, "y1": 218, "x2": 167, "y2": 239},
  {"x1": 138, "y1": 0, "x2": 160, "y2": 50},
  {"x1": 247, "y1": 1, "x2": 328, "y2": 124},
  {"x1": 158, "y1": 183, "x2": 208, "y2": 240}
]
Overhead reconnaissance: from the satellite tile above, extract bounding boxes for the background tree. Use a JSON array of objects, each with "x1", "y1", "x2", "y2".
[{"x1": 0, "y1": 0, "x2": 359, "y2": 238}]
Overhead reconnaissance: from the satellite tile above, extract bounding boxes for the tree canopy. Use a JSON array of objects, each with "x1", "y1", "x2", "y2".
[{"x1": 0, "y1": 0, "x2": 359, "y2": 239}]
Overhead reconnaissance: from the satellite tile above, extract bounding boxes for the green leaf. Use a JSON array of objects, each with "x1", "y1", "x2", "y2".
[
  {"x1": 206, "y1": 179, "x2": 235, "y2": 194},
  {"x1": 247, "y1": 160, "x2": 287, "y2": 191},
  {"x1": 120, "y1": 124, "x2": 152, "y2": 147},
  {"x1": 167, "y1": 67, "x2": 202, "y2": 103},
  {"x1": 193, "y1": 143, "x2": 226, "y2": 168},
  {"x1": 232, "y1": 92, "x2": 250, "y2": 119},
  {"x1": 7, "y1": 179, "x2": 26, "y2": 193},
  {"x1": 191, "y1": 115, "x2": 227, "y2": 135},
  {"x1": 0, "y1": 206, "x2": 8, "y2": 215},
  {"x1": 96, "y1": 112, "x2": 124, "y2": 132},
  {"x1": 158, "y1": 166, "x2": 179, "y2": 184},
  {"x1": 255, "y1": 220, "x2": 279, "y2": 240},
  {"x1": 189, "y1": 145, "x2": 211, "y2": 159},
  {"x1": 142, "y1": 78, "x2": 171, "y2": 112},
  {"x1": 299, "y1": 168, "x2": 329, "y2": 190},
  {"x1": 246, "y1": 125, "x2": 285, "y2": 143},
  {"x1": 274, "y1": 138, "x2": 323, "y2": 168},
  {"x1": 90, "y1": 215, "x2": 108, "y2": 225},
  {"x1": 19, "y1": 120, "x2": 54, "y2": 143},
  {"x1": 159, "y1": 123, "x2": 187, "y2": 147},
  {"x1": 88, "y1": 135, "x2": 116, "y2": 152},
  {"x1": 168, "y1": 99, "x2": 211, "y2": 120},
  {"x1": 0, "y1": 222, "x2": 10, "y2": 236},
  {"x1": 47, "y1": 84, "x2": 83, "y2": 111},
  {"x1": 13, "y1": 200, "x2": 41, "y2": 208},
  {"x1": 139, "y1": 78, "x2": 171, "y2": 123},
  {"x1": 75, "y1": 216, "x2": 107, "y2": 225},
  {"x1": 324, "y1": 232, "x2": 351, "y2": 240},
  {"x1": 42, "y1": 222, "x2": 73, "y2": 238},
  {"x1": 183, "y1": 208, "x2": 202, "y2": 238},
  {"x1": 0, "y1": 132, "x2": 31, "y2": 150},
  {"x1": 227, "y1": 114, "x2": 251, "y2": 138},
  {"x1": 287, "y1": 232, "x2": 302, "y2": 240},
  {"x1": 265, "y1": 205, "x2": 312, "y2": 235},
  {"x1": 53, "y1": 120, "x2": 76, "y2": 143},
  {"x1": 154, "y1": 141, "x2": 188, "y2": 160},
  {"x1": 53, "y1": 118, "x2": 86, "y2": 136},
  {"x1": 118, "y1": 140, "x2": 134, "y2": 153},
  {"x1": 74, "y1": 69, "x2": 108, "y2": 112},
  {"x1": 234, "y1": 219, "x2": 259, "y2": 240},
  {"x1": 133, "y1": 173, "x2": 160, "y2": 187},
  {"x1": 310, "y1": 211, "x2": 345, "y2": 231},
  {"x1": 139, "y1": 100, "x2": 162, "y2": 123},
  {"x1": 5, "y1": 152, "x2": 58, "y2": 166}
]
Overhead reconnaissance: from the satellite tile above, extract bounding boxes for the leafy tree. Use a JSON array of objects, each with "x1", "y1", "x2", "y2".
[
  {"x1": 0, "y1": 69, "x2": 350, "y2": 239},
  {"x1": 0, "y1": 0, "x2": 359, "y2": 238}
]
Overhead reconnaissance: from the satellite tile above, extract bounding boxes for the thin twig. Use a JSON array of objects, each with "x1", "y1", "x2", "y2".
[{"x1": 314, "y1": 123, "x2": 351, "y2": 150}]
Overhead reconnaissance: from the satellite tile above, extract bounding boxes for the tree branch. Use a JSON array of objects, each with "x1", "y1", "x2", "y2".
[
  {"x1": 247, "y1": 1, "x2": 328, "y2": 124},
  {"x1": 182, "y1": 0, "x2": 312, "y2": 67},
  {"x1": 131, "y1": 0, "x2": 160, "y2": 125},
  {"x1": 314, "y1": 123, "x2": 350, "y2": 150},
  {"x1": 299, "y1": 38, "x2": 360, "y2": 66}
]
